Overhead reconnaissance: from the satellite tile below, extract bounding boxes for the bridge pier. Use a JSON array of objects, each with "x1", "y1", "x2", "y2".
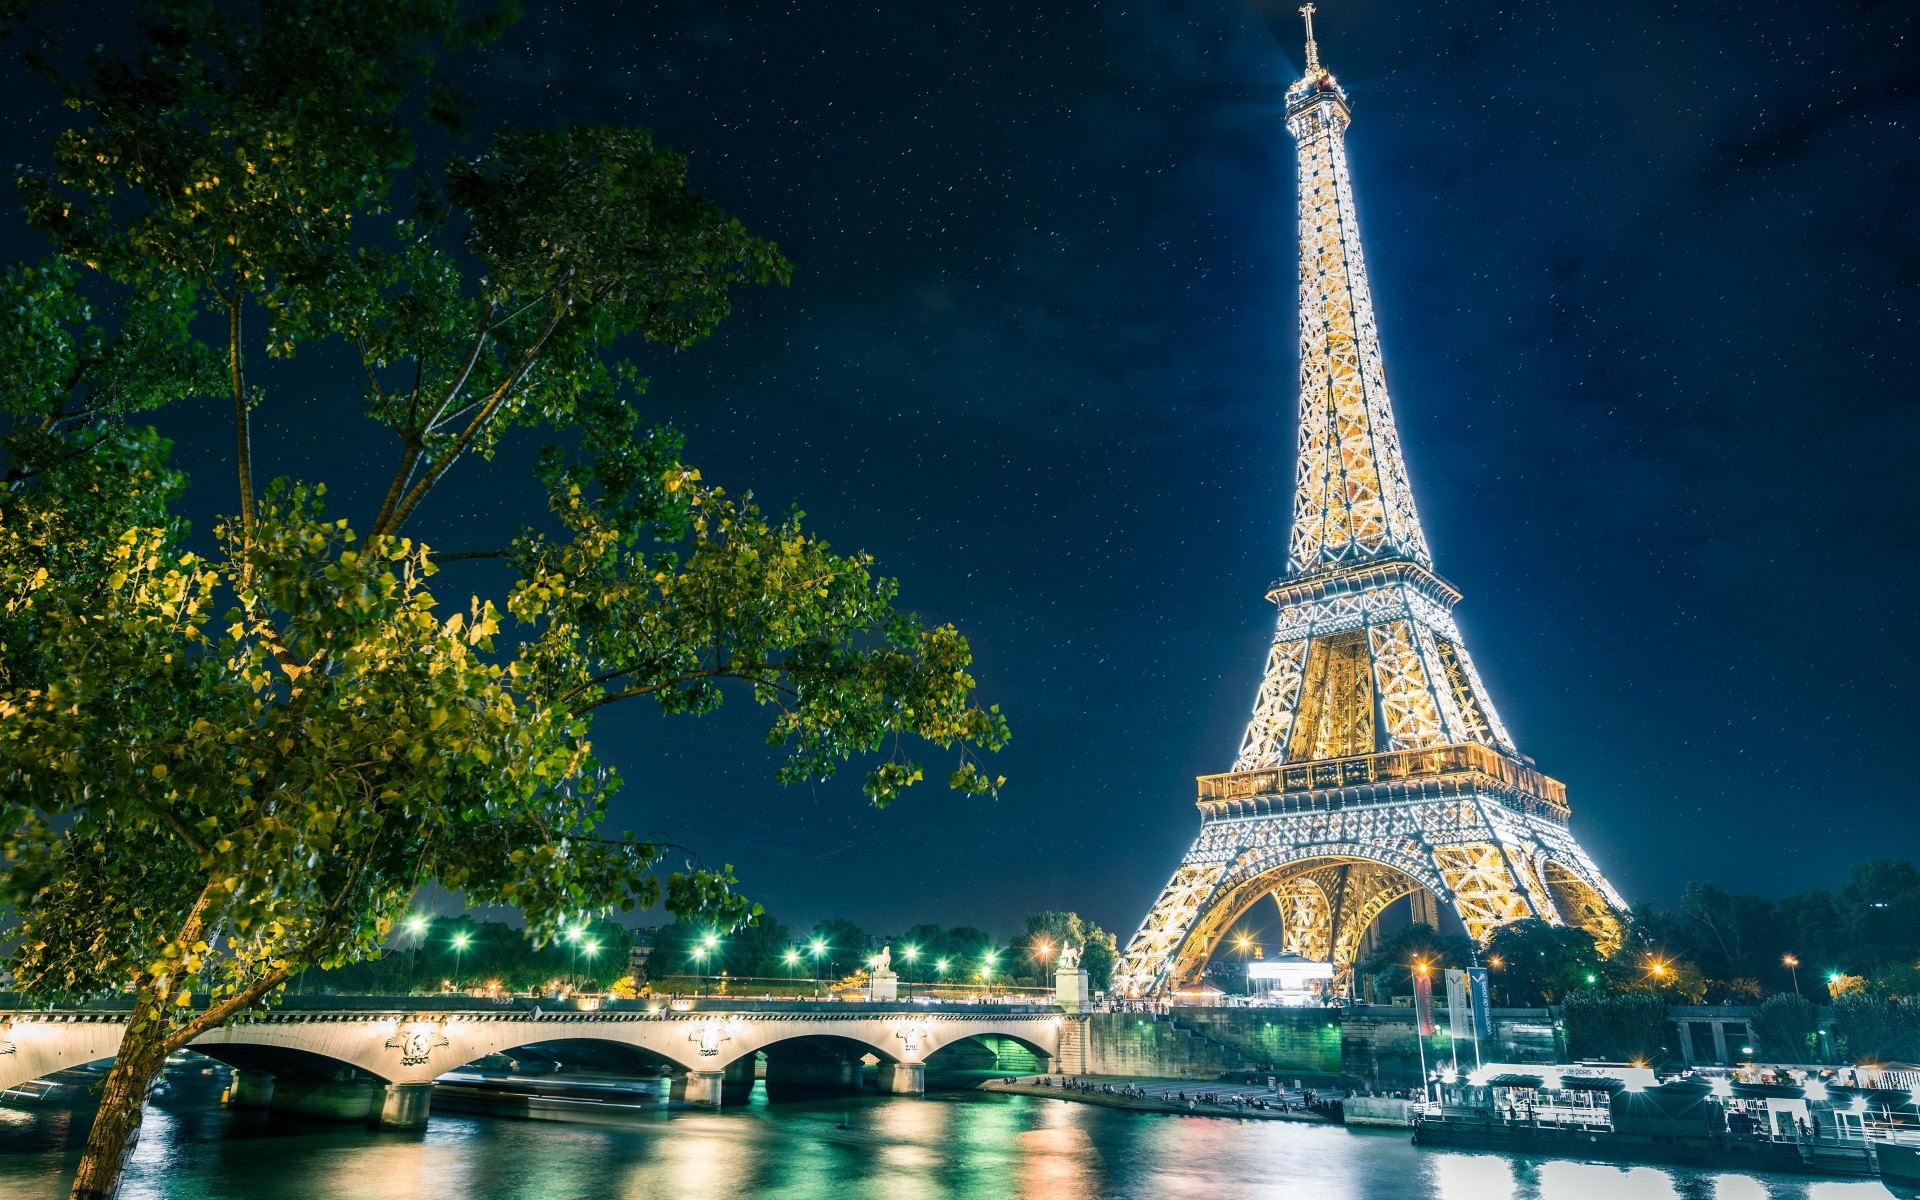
[
  {"x1": 226, "y1": 1069, "x2": 275, "y2": 1110},
  {"x1": 876, "y1": 1061, "x2": 924, "y2": 1096},
  {"x1": 671, "y1": 1069, "x2": 727, "y2": 1108},
  {"x1": 764, "y1": 1048, "x2": 863, "y2": 1097},
  {"x1": 270, "y1": 1078, "x2": 376, "y2": 1121},
  {"x1": 371, "y1": 1082, "x2": 434, "y2": 1130}
]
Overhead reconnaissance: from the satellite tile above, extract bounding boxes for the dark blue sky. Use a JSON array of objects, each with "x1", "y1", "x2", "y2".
[{"x1": 13, "y1": 0, "x2": 1917, "y2": 940}]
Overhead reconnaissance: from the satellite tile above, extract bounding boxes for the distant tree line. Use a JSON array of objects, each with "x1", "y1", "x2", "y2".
[
  {"x1": 286, "y1": 909, "x2": 1119, "y2": 996},
  {"x1": 292, "y1": 916, "x2": 633, "y2": 995},
  {"x1": 642, "y1": 910, "x2": 1120, "y2": 991}
]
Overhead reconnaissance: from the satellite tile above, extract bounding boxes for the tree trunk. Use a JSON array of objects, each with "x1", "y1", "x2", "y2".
[{"x1": 68, "y1": 984, "x2": 171, "y2": 1200}]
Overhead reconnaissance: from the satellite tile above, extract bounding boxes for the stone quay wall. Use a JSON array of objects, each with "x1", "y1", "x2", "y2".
[{"x1": 1064, "y1": 1007, "x2": 1559, "y2": 1086}]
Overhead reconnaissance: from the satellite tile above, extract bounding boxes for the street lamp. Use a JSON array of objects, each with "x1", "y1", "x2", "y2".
[
  {"x1": 1783, "y1": 955, "x2": 1800, "y2": 996},
  {"x1": 403, "y1": 915, "x2": 430, "y2": 994},
  {"x1": 809, "y1": 939, "x2": 827, "y2": 996},
  {"x1": 692, "y1": 946, "x2": 708, "y2": 994},
  {"x1": 582, "y1": 940, "x2": 600, "y2": 992},
  {"x1": 564, "y1": 925, "x2": 583, "y2": 992},
  {"x1": 451, "y1": 932, "x2": 471, "y2": 992},
  {"x1": 982, "y1": 950, "x2": 999, "y2": 998}
]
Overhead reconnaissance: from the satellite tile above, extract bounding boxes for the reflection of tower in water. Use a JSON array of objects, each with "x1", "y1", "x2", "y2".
[{"x1": 1112, "y1": 7, "x2": 1625, "y2": 998}]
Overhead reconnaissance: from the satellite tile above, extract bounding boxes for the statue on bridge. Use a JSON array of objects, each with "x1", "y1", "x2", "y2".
[
  {"x1": 1058, "y1": 942, "x2": 1083, "y2": 971},
  {"x1": 874, "y1": 944, "x2": 892, "y2": 975}
]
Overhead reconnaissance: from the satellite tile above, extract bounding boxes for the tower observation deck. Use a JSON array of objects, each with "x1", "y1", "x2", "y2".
[{"x1": 1112, "y1": 8, "x2": 1626, "y2": 999}]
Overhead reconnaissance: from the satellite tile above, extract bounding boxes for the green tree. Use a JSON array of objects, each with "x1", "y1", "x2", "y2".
[
  {"x1": 1484, "y1": 919, "x2": 1602, "y2": 1005},
  {"x1": 1832, "y1": 993, "x2": 1920, "y2": 1064},
  {"x1": 0, "y1": 5, "x2": 1006, "y2": 1196},
  {"x1": 1009, "y1": 911, "x2": 1119, "y2": 990},
  {"x1": 896, "y1": 923, "x2": 949, "y2": 982},
  {"x1": 805, "y1": 918, "x2": 873, "y2": 979},
  {"x1": 1353, "y1": 923, "x2": 1475, "y2": 1002},
  {"x1": 1752, "y1": 993, "x2": 1820, "y2": 1064},
  {"x1": 1562, "y1": 990, "x2": 1670, "y2": 1064}
]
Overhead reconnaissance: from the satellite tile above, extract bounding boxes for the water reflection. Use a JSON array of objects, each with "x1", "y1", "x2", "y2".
[{"x1": 0, "y1": 1088, "x2": 1896, "y2": 1200}]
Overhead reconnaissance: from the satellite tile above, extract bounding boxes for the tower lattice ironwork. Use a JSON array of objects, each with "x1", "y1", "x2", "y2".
[{"x1": 1113, "y1": 8, "x2": 1625, "y2": 999}]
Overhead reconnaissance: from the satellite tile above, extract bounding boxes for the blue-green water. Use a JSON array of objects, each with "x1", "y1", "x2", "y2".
[{"x1": 0, "y1": 1088, "x2": 1895, "y2": 1200}]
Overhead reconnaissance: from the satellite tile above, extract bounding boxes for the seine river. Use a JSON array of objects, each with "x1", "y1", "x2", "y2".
[{"x1": 0, "y1": 1087, "x2": 1893, "y2": 1200}]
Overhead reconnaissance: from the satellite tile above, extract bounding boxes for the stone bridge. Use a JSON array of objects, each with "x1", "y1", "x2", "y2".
[{"x1": 0, "y1": 1000, "x2": 1064, "y2": 1127}]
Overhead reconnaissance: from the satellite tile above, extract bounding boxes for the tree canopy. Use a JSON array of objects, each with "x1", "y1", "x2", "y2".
[{"x1": 0, "y1": 3, "x2": 1006, "y2": 1195}]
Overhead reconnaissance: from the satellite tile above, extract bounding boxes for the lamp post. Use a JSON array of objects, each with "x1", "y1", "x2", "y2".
[
  {"x1": 692, "y1": 946, "x2": 707, "y2": 995},
  {"x1": 562, "y1": 925, "x2": 584, "y2": 992},
  {"x1": 982, "y1": 950, "x2": 999, "y2": 1000},
  {"x1": 1413, "y1": 961, "x2": 1431, "y2": 1104},
  {"x1": 903, "y1": 945, "x2": 920, "y2": 999},
  {"x1": 808, "y1": 939, "x2": 827, "y2": 997},
  {"x1": 404, "y1": 915, "x2": 429, "y2": 995},
  {"x1": 451, "y1": 932, "x2": 471, "y2": 993},
  {"x1": 1783, "y1": 955, "x2": 1801, "y2": 997},
  {"x1": 935, "y1": 957, "x2": 950, "y2": 997}
]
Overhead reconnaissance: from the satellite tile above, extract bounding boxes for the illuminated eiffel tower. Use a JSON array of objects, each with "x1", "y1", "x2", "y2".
[{"x1": 1113, "y1": 7, "x2": 1625, "y2": 998}]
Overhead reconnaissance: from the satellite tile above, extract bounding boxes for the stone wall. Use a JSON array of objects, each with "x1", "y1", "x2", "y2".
[{"x1": 1065, "y1": 1007, "x2": 1559, "y2": 1085}]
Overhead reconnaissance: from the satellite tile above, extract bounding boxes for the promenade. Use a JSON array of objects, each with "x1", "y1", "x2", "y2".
[{"x1": 978, "y1": 1074, "x2": 1339, "y2": 1123}]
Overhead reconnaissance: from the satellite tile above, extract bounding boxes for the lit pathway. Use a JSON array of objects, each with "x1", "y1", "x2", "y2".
[{"x1": 978, "y1": 1075, "x2": 1337, "y2": 1122}]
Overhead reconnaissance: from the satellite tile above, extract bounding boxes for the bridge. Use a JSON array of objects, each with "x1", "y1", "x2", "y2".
[{"x1": 0, "y1": 999, "x2": 1065, "y2": 1127}]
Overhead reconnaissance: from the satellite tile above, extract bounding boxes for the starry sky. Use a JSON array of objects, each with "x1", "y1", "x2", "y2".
[{"x1": 10, "y1": 1, "x2": 1918, "y2": 941}]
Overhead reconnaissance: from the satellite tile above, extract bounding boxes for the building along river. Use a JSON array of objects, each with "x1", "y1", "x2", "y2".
[{"x1": 0, "y1": 1076, "x2": 1898, "y2": 1199}]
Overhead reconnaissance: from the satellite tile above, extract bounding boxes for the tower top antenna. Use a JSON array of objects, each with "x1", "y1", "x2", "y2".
[{"x1": 1300, "y1": 4, "x2": 1321, "y2": 74}]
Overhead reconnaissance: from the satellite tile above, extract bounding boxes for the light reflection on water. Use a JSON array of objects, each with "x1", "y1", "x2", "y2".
[{"x1": 0, "y1": 1088, "x2": 1895, "y2": 1200}]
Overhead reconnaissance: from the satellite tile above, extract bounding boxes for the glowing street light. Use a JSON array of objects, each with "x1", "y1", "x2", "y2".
[
  {"x1": 405, "y1": 915, "x2": 429, "y2": 936},
  {"x1": 451, "y1": 932, "x2": 471, "y2": 991},
  {"x1": 1782, "y1": 954, "x2": 1800, "y2": 996}
]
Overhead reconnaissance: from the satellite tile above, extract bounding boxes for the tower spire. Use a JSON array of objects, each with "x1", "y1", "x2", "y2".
[{"x1": 1300, "y1": 4, "x2": 1321, "y2": 75}]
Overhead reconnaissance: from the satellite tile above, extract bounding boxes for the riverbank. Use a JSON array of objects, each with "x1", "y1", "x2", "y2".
[{"x1": 976, "y1": 1075, "x2": 1337, "y2": 1123}]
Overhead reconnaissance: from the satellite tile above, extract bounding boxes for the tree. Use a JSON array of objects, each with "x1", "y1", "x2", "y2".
[
  {"x1": 1484, "y1": 920, "x2": 1603, "y2": 1006},
  {"x1": 1008, "y1": 911, "x2": 1119, "y2": 990},
  {"x1": 0, "y1": 5, "x2": 1006, "y2": 1196},
  {"x1": 1353, "y1": 923, "x2": 1475, "y2": 1002},
  {"x1": 1562, "y1": 990, "x2": 1670, "y2": 1064},
  {"x1": 1832, "y1": 993, "x2": 1920, "y2": 1064},
  {"x1": 805, "y1": 918, "x2": 873, "y2": 980},
  {"x1": 1752, "y1": 993, "x2": 1820, "y2": 1064}
]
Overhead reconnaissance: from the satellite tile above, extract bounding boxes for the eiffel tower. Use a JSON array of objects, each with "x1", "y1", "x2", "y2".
[{"x1": 1112, "y1": 7, "x2": 1625, "y2": 999}]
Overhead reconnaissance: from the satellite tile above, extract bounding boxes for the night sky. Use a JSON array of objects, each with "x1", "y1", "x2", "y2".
[{"x1": 9, "y1": 1, "x2": 1918, "y2": 940}]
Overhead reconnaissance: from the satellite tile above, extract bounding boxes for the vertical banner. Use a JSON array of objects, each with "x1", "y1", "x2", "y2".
[
  {"x1": 1412, "y1": 969, "x2": 1435, "y2": 1036},
  {"x1": 1445, "y1": 969, "x2": 1472, "y2": 1042},
  {"x1": 1467, "y1": 968, "x2": 1494, "y2": 1040}
]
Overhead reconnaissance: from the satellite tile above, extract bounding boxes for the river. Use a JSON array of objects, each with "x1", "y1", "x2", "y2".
[{"x1": 0, "y1": 1085, "x2": 1895, "y2": 1199}]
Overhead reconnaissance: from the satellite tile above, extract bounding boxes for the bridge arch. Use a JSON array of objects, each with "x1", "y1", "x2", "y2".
[
  {"x1": 1, "y1": 1007, "x2": 1065, "y2": 1099},
  {"x1": 0, "y1": 1016, "x2": 125, "y2": 1094}
]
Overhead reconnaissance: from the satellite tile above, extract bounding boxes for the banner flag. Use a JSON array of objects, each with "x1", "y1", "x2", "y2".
[
  {"x1": 1467, "y1": 967, "x2": 1494, "y2": 1039},
  {"x1": 1413, "y1": 969, "x2": 1435, "y2": 1036},
  {"x1": 1445, "y1": 968, "x2": 1473, "y2": 1042}
]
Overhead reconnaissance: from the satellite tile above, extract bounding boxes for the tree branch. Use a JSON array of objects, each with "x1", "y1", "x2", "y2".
[
  {"x1": 229, "y1": 296, "x2": 255, "y2": 532},
  {"x1": 377, "y1": 305, "x2": 565, "y2": 537}
]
